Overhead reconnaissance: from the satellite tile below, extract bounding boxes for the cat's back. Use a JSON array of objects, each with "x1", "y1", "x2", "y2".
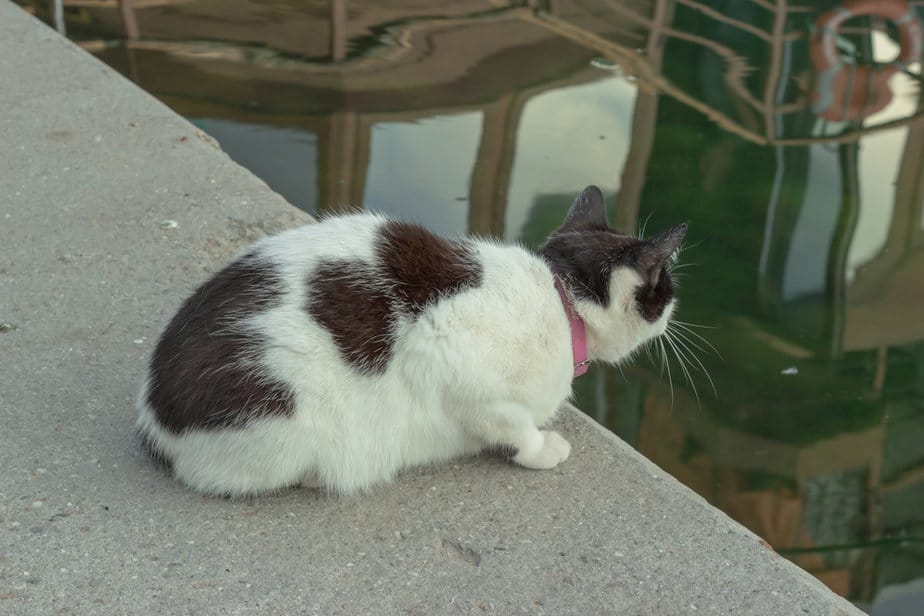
[{"x1": 258, "y1": 214, "x2": 561, "y2": 377}]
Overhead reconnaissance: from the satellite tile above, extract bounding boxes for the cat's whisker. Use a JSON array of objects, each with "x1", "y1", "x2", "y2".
[
  {"x1": 678, "y1": 239, "x2": 703, "y2": 253},
  {"x1": 670, "y1": 334, "x2": 711, "y2": 373},
  {"x1": 614, "y1": 361, "x2": 629, "y2": 381},
  {"x1": 667, "y1": 327, "x2": 718, "y2": 397},
  {"x1": 657, "y1": 336, "x2": 675, "y2": 411},
  {"x1": 643, "y1": 340, "x2": 653, "y2": 363},
  {"x1": 655, "y1": 337, "x2": 667, "y2": 374},
  {"x1": 671, "y1": 319, "x2": 717, "y2": 330},
  {"x1": 663, "y1": 330, "x2": 700, "y2": 404},
  {"x1": 679, "y1": 343, "x2": 718, "y2": 398},
  {"x1": 638, "y1": 210, "x2": 655, "y2": 240},
  {"x1": 671, "y1": 321, "x2": 722, "y2": 358},
  {"x1": 666, "y1": 323, "x2": 707, "y2": 355},
  {"x1": 652, "y1": 339, "x2": 666, "y2": 378},
  {"x1": 665, "y1": 331, "x2": 698, "y2": 383}
]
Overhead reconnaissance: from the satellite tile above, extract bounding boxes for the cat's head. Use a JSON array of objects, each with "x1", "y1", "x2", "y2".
[{"x1": 539, "y1": 186, "x2": 687, "y2": 364}]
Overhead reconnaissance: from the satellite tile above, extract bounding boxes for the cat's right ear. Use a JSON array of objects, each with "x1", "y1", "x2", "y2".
[
  {"x1": 563, "y1": 185, "x2": 608, "y2": 229},
  {"x1": 638, "y1": 223, "x2": 688, "y2": 286}
]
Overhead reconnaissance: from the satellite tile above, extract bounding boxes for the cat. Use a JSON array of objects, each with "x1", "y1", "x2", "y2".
[{"x1": 136, "y1": 186, "x2": 686, "y2": 496}]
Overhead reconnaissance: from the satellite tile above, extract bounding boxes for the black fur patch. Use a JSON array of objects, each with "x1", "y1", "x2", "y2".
[
  {"x1": 307, "y1": 221, "x2": 482, "y2": 374},
  {"x1": 541, "y1": 231, "x2": 679, "y2": 322},
  {"x1": 635, "y1": 265, "x2": 674, "y2": 322},
  {"x1": 306, "y1": 260, "x2": 400, "y2": 373},
  {"x1": 146, "y1": 255, "x2": 296, "y2": 433},
  {"x1": 378, "y1": 221, "x2": 482, "y2": 316},
  {"x1": 540, "y1": 228, "x2": 639, "y2": 305}
]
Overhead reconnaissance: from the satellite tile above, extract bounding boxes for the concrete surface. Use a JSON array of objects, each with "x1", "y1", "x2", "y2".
[{"x1": 0, "y1": 2, "x2": 864, "y2": 614}]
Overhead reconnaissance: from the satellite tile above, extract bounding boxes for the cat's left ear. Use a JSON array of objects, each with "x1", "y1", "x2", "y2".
[
  {"x1": 638, "y1": 223, "x2": 687, "y2": 285},
  {"x1": 563, "y1": 185, "x2": 609, "y2": 229}
]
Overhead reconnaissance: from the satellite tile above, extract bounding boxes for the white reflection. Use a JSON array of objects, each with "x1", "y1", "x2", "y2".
[
  {"x1": 363, "y1": 113, "x2": 482, "y2": 237},
  {"x1": 849, "y1": 130, "x2": 902, "y2": 282},
  {"x1": 867, "y1": 30, "x2": 920, "y2": 124},
  {"x1": 846, "y1": 30, "x2": 922, "y2": 281},
  {"x1": 505, "y1": 76, "x2": 636, "y2": 241},
  {"x1": 846, "y1": 31, "x2": 924, "y2": 282},
  {"x1": 783, "y1": 145, "x2": 842, "y2": 300}
]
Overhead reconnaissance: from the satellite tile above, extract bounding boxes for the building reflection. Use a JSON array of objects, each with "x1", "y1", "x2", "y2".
[
  {"x1": 560, "y1": 1, "x2": 924, "y2": 609},
  {"x1": 22, "y1": 0, "x2": 924, "y2": 608}
]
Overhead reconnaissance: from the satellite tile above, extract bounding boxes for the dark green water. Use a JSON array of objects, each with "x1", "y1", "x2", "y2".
[{"x1": 24, "y1": 0, "x2": 924, "y2": 609}]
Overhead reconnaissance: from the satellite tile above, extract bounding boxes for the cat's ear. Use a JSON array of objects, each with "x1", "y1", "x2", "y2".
[
  {"x1": 563, "y1": 185, "x2": 609, "y2": 229},
  {"x1": 637, "y1": 223, "x2": 688, "y2": 285}
]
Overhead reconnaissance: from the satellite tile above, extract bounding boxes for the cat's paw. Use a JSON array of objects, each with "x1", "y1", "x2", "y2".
[{"x1": 514, "y1": 430, "x2": 571, "y2": 470}]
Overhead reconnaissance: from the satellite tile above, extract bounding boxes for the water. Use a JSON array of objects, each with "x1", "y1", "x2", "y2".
[{"x1": 21, "y1": 0, "x2": 924, "y2": 609}]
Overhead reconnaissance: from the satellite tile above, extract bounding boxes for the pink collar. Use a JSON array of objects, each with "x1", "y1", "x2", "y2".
[{"x1": 553, "y1": 275, "x2": 590, "y2": 378}]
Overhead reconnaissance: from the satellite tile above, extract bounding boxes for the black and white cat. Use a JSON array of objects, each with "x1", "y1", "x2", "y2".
[{"x1": 136, "y1": 186, "x2": 686, "y2": 496}]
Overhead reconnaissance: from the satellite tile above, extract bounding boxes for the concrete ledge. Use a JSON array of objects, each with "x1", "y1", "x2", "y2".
[{"x1": 0, "y1": 2, "x2": 862, "y2": 614}]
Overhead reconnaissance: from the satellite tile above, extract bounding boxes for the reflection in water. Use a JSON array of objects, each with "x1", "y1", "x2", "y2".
[
  {"x1": 20, "y1": 0, "x2": 924, "y2": 609},
  {"x1": 191, "y1": 119, "x2": 319, "y2": 211},
  {"x1": 364, "y1": 113, "x2": 481, "y2": 236},
  {"x1": 507, "y1": 77, "x2": 636, "y2": 242}
]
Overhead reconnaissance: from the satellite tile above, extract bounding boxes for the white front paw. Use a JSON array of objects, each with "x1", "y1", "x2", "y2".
[{"x1": 514, "y1": 430, "x2": 571, "y2": 470}]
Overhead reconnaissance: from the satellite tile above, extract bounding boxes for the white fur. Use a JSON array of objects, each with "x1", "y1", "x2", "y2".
[{"x1": 136, "y1": 215, "x2": 674, "y2": 496}]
